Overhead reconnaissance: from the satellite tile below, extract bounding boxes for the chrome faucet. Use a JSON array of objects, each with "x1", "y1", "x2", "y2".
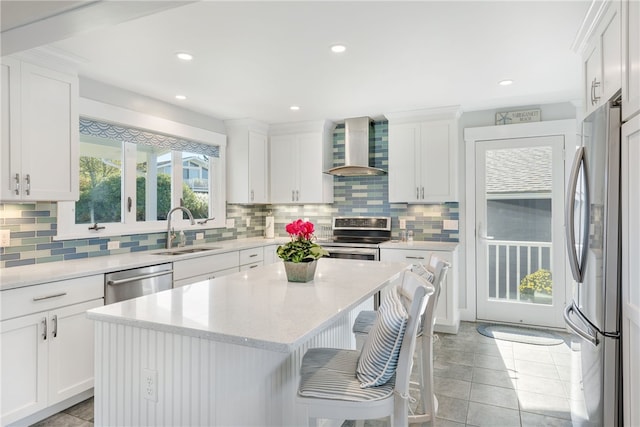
[{"x1": 166, "y1": 206, "x2": 195, "y2": 249}]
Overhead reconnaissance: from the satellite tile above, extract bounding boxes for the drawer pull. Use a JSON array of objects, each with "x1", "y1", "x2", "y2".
[
  {"x1": 33, "y1": 292, "x2": 67, "y2": 301},
  {"x1": 52, "y1": 315, "x2": 58, "y2": 338},
  {"x1": 249, "y1": 253, "x2": 258, "y2": 258},
  {"x1": 42, "y1": 317, "x2": 47, "y2": 340},
  {"x1": 405, "y1": 256, "x2": 425, "y2": 260},
  {"x1": 249, "y1": 264, "x2": 259, "y2": 269}
]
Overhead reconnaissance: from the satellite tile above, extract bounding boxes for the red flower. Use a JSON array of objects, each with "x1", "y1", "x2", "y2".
[{"x1": 285, "y1": 219, "x2": 315, "y2": 240}]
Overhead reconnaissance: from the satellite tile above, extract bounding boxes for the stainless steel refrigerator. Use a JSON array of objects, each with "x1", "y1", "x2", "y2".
[{"x1": 564, "y1": 94, "x2": 622, "y2": 427}]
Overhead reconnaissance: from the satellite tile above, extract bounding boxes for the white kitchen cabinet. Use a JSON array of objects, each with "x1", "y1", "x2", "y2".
[
  {"x1": 172, "y1": 251, "x2": 240, "y2": 288},
  {"x1": 263, "y1": 244, "x2": 279, "y2": 265},
  {"x1": 580, "y1": 0, "x2": 622, "y2": 115},
  {"x1": 387, "y1": 107, "x2": 460, "y2": 203},
  {"x1": 0, "y1": 58, "x2": 79, "y2": 202},
  {"x1": 622, "y1": 0, "x2": 640, "y2": 121},
  {"x1": 269, "y1": 120, "x2": 333, "y2": 204},
  {"x1": 621, "y1": 114, "x2": 639, "y2": 427},
  {"x1": 239, "y1": 247, "x2": 264, "y2": 271},
  {"x1": 225, "y1": 119, "x2": 269, "y2": 204},
  {"x1": 380, "y1": 246, "x2": 459, "y2": 333},
  {"x1": 380, "y1": 248, "x2": 460, "y2": 334},
  {"x1": 0, "y1": 275, "x2": 103, "y2": 426}
]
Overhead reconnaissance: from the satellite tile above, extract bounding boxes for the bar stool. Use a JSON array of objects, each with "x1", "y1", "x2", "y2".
[
  {"x1": 352, "y1": 255, "x2": 450, "y2": 424},
  {"x1": 297, "y1": 271, "x2": 435, "y2": 426}
]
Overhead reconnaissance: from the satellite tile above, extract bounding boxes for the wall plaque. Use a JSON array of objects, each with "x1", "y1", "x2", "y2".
[{"x1": 495, "y1": 109, "x2": 541, "y2": 125}]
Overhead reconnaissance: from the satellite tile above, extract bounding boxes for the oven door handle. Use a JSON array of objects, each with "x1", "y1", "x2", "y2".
[{"x1": 325, "y1": 247, "x2": 378, "y2": 255}]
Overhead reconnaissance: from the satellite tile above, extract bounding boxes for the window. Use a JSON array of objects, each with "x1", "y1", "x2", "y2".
[{"x1": 57, "y1": 101, "x2": 226, "y2": 239}]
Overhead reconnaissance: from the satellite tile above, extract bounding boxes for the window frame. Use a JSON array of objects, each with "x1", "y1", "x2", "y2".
[{"x1": 56, "y1": 98, "x2": 226, "y2": 240}]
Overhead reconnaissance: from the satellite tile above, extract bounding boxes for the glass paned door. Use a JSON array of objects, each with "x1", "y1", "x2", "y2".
[{"x1": 476, "y1": 136, "x2": 566, "y2": 328}]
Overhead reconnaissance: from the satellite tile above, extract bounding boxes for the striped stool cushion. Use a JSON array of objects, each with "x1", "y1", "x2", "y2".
[
  {"x1": 298, "y1": 348, "x2": 394, "y2": 401},
  {"x1": 356, "y1": 285, "x2": 408, "y2": 388}
]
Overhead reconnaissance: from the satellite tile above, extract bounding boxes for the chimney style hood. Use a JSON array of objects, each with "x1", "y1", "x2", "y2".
[{"x1": 324, "y1": 117, "x2": 387, "y2": 176}]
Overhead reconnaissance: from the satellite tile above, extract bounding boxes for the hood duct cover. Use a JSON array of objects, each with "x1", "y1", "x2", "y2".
[{"x1": 324, "y1": 117, "x2": 387, "y2": 176}]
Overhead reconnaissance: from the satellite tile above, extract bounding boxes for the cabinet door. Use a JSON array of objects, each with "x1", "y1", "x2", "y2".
[
  {"x1": 421, "y1": 121, "x2": 456, "y2": 202},
  {"x1": 48, "y1": 299, "x2": 103, "y2": 405},
  {"x1": 621, "y1": 115, "x2": 640, "y2": 427},
  {"x1": 296, "y1": 132, "x2": 323, "y2": 203},
  {"x1": 622, "y1": 0, "x2": 640, "y2": 120},
  {"x1": 248, "y1": 131, "x2": 268, "y2": 203},
  {"x1": 1, "y1": 58, "x2": 22, "y2": 201},
  {"x1": 600, "y1": 2, "x2": 621, "y2": 104},
  {"x1": 388, "y1": 122, "x2": 420, "y2": 202},
  {"x1": 20, "y1": 62, "x2": 78, "y2": 201},
  {"x1": 584, "y1": 42, "x2": 602, "y2": 115},
  {"x1": 270, "y1": 134, "x2": 296, "y2": 203},
  {"x1": 1, "y1": 312, "x2": 48, "y2": 425}
]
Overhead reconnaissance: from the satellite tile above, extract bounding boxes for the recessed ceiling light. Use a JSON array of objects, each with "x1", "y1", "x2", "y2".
[
  {"x1": 176, "y1": 52, "x2": 193, "y2": 61},
  {"x1": 330, "y1": 44, "x2": 346, "y2": 53},
  {"x1": 175, "y1": 95, "x2": 187, "y2": 100},
  {"x1": 499, "y1": 79, "x2": 514, "y2": 86},
  {"x1": 290, "y1": 105, "x2": 300, "y2": 111}
]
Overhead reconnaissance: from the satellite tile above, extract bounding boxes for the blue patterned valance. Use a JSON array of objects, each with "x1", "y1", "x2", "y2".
[{"x1": 79, "y1": 118, "x2": 219, "y2": 158}]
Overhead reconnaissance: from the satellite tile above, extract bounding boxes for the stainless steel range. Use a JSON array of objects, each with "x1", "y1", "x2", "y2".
[{"x1": 319, "y1": 216, "x2": 391, "y2": 261}]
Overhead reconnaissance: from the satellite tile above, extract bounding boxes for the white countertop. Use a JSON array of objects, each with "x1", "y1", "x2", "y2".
[
  {"x1": 379, "y1": 240, "x2": 459, "y2": 251},
  {"x1": 87, "y1": 258, "x2": 409, "y2": 353},
  {"x1": 0, "y1": 237, "x2": 285, "y2": 291},
  {"x1": 0, "y1": 237, "x2": 458, "y2": 291}
]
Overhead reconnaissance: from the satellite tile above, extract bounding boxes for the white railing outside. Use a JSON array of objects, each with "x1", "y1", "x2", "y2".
[{"x1": 487, "y1": 240, "x2": 552, "y2": 302}]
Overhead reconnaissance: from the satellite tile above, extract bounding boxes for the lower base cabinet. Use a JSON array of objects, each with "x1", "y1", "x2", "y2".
[
  {"x1": 1, "y1": 275, "x2": 103, "y2": 426},
  {"x1": 380, "y1": 247, "x2": 459, "y2": 333}
]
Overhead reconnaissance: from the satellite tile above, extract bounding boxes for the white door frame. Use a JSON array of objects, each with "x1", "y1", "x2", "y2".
[{"x1": 463, "y1": 119, "x2": 577, "y2": 326}]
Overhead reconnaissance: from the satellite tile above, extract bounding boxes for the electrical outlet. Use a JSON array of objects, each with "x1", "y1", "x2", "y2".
[
  {"x1": 107, "y1": 241, "x2": 120, "y2": 250},
  {"x1": 246, "y1": 218, "x2": 251, "y2": 227},
  {"x1": 399, "y1": 219, "x2": 406, "y2": 229},
  {"x1": 0, "y1": 230, "x2": 10, "y2": 247},
  {"x1": 442, "y1": 220, "x2": 459, "y2": 231},
  {"x1": 226, "y1": 219, "x2": 235, "y2": 228},
  {"x1": 143, "y1": 368, "x2": 158, "y2": 402},
  {"x1": 196, "y1": 232, "x2": 204, "y2": 240}
]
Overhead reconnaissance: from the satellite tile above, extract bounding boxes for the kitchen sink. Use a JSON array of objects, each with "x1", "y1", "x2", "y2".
[{"x1": 153, "y1": 247, "x2": 221, "y2": 256}]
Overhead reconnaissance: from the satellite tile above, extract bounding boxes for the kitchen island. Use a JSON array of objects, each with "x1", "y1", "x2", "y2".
[{"x1": 87, "y1": 258, "x2": 409, "y2": 426}]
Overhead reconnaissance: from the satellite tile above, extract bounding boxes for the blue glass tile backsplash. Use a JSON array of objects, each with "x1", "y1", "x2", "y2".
[{"x1": 0, "y1": 120, "x2": 458, "y2": 268}]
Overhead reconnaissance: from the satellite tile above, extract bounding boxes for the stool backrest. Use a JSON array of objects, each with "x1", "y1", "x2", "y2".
[{"x1": 394, "y1": 271, "x2": 435, "y2": 398}]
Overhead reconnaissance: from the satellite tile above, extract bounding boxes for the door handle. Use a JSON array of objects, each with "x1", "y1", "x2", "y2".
[
  {"x1": 477, "y1": 222, "x2": 494, "y2": 240},
  {"x1": 14, "y1": 173, "x2": 20, "y2": 195},
  {"x1": 52, "y1": 315, "x2": 58, "y2": 338},
  {"x1": 24, "y1": 174, "x2": 31, "y2": 195},
  {"x1": 564, "y1": 302, "x2": 598, "y2": 346},
  {"x1": 565, "y1": 147, "x2": 589, "y2": 283},
  {"x1": 42, "y1": 317, "x2": 47, "y2": 340}
]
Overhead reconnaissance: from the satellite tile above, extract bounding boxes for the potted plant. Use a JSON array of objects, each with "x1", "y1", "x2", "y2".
[
  {"x1": 519, "y1": 269, "x2": 553, "y2": 304},
  {"x1": 277, "y1": 219, "x2": 328, "y2": 282}
]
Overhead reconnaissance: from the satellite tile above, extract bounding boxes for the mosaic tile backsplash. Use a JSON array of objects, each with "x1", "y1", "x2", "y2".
[{"x1": 0, "y1": 120, "x2": 458, "y2": 268}]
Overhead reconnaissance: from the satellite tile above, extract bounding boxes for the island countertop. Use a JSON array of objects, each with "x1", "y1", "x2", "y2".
[{"x1": 87, "y1": 258, "x2": 409, "y2": 353}]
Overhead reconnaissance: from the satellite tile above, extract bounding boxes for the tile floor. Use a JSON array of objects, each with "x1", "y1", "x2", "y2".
[{"x1": 31, "y1": 321, "x2": 577, "y2": 427}]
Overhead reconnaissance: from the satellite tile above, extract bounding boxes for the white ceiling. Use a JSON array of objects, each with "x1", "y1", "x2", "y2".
[{"x1": 3, "y1": 1, "x2": 590, "y2": 125}]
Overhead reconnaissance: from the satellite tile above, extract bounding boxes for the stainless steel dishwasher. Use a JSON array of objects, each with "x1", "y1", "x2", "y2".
[{"x1": 105, "y1": 263, "x2": 173, "y2": 304}]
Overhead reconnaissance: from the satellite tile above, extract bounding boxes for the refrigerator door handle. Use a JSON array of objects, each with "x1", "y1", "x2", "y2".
[
  {"x1": 565, "y1": 146, "x2": 590, "y2": 283},
  {"x1": 564, "y1": 302, "x2": 599, "y2": 346}
]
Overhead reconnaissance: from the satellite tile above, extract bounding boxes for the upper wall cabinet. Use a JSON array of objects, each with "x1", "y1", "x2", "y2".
[
  {"x1": 622, "y1": 0, "x2": 639, "y2": 121},
  {"x1": 386, "y1": 106, "x2": 461, "y2": 203},
  {"x1": 576, "y1": 0, "x2": 622, "y2": 116},
  {"x1": 269, "y1": 120, "x2": 334, "y2": 204},
  {"x1": 225, "y1": 119, "x2": 269, "y2": 204},
  {"x1": 1, "y1": 58, "x2": 79, "y2": 202}
]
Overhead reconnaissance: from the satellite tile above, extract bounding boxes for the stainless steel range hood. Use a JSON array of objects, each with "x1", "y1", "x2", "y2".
[{"x1": 324, "y1": 117, "x2": 387, "y2": 176}]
